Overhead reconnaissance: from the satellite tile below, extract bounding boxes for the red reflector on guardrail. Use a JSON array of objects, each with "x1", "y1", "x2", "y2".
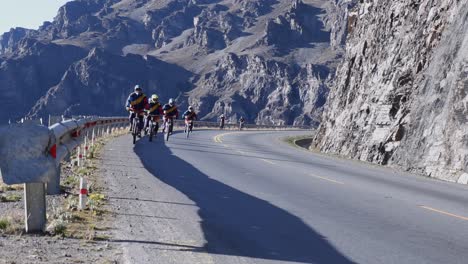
[
  {"x1": 50, "y1": 144, "x2": 57, "y2": 159},
  {"x1": 80, "y1": 188, "x2": 88, "y2": 195},
  {"x1": 71, "y1": 130, "x2": 81, "y2": 138}
]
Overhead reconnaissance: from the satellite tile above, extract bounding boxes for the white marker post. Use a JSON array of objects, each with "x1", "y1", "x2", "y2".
[
  {"x1": 91, "y1": 128, "x2": 95, "y2": 147},
  {"x1": 77, "y1": 146, "x2": 82, "y2": 167},
  {"x1": 79, "y1": 177, "x2": 88, "y2": 210},
  {"x1": 84, "y1": 137, "x2": 88, "y2": 161}
]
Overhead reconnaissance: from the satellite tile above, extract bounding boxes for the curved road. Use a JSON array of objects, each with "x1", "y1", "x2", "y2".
[{"x1": 101, "y1": 129, "x2": 468, "y2": 264}]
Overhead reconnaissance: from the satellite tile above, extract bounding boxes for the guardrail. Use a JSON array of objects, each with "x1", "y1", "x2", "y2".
[
  {"x1": 172, "y1": 120, "x2": 313, "y2": 130},
  {"x1": 0, "y1": 115, "x2": 311, "y2": 233},
  {"x1": 0, "y1": 116, "x2": 128, "y2": 233}
]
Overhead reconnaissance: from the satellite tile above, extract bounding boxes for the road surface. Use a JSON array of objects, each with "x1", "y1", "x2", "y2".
[{"x1": 101, "y1": 129, "x2": 468, "y2": 264}]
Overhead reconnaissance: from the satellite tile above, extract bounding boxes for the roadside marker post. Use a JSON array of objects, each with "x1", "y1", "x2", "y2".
[
  {"x1": 79, "y1": 177, "x2": 88, "y2": 210},
  {"x1": 77, "y1": 146, "x2": 82, "y2": 167},
  {"x1": 92, "y1": 128, "x2": 95, "y2": 147},
  {"x1": 84, "y1": 137, "x2": 88, "y2": 161}
]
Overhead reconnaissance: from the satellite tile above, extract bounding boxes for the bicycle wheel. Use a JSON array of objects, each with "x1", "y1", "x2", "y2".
[
  {"x1": 132, "y1": 119, "x2": 138, "y2": 144},
  {"x1": 149, "y1": 122, "x2": 154, "y2": 142},
  {"x1": 185, "y1": 124, "x2": 189, "y2": 139}
]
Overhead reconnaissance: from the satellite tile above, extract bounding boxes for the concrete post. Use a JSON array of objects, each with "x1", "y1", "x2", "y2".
[{"x1": 24, "y1": 183, "x2": 46, "y2": 233}]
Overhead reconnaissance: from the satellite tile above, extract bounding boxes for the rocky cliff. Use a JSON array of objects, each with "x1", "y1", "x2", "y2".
[
  {"x1": 313, "y1": 0, "x2": 468, "y2": 182},
  {"x1": 0, "y1": 0, "x2": 354, "y2": 125}
]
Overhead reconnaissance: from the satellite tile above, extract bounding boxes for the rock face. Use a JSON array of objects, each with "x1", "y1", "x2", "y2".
[
  {"x1": 29, "y1": 48, "x2": 192, "y2": 118},
  {"x1": 0, "y1": 40, "x2": 87, "y2": 122},
  {"x1": 0, "y1": 0, "x2": 354, "y2": 126},
  {"x1": 313, "y1": 0, "x2": 468, "y2": 182},
  {"x1": 191, "y1": 53, "x2": 330, "y2": 125}
]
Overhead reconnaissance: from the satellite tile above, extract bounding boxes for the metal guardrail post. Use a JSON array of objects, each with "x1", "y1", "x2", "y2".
[
  {"x1": 24, "y1": 182, "x2": 46, "y2": 233},
  {"x1": 46, "y1": 165, "x2": 61, "y2": 195}
]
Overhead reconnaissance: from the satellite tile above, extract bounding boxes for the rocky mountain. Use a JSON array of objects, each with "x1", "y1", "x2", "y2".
[
  {"x1": 313, "y1": 0, "x2": 468, "y2": 182},
  {"x1": 0, "y1": 0, "x2": 355, "y2": 125}
]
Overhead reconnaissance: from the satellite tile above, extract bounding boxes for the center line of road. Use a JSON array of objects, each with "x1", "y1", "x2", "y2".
[
  {"x1": 260, "y1": 158, "x2": 276, "y2": 165},
  {"x1": 309, "y1": 173, "x2": 345, "y2": 185},
  {"x1": 419, "y1": 206, "x2": 468, "y2": 221}
]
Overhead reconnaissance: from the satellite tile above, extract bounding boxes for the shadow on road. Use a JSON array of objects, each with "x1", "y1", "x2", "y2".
[{"x1": 134, "y1": 136, "x2": 356, "y2": 264}]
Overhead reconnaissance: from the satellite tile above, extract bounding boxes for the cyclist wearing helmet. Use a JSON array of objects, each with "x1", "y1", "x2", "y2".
[
  {"x1": 219, "y1": 114, "x2": 225, "y2": 130},
  {"x1": 126, "y1": 85, "x2": 149, "y2": 135},
  {"x1": 144, "y1": 94, "x2": 163, "y2": 135},
  {"x1": 183, "y1": 106, "x2": 198, "y2": 133},
  {"x1": 162, "y1": 98, "x2": 179, "y2": 134}
]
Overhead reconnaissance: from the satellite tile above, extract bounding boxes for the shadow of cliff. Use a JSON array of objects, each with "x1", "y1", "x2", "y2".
[{"x1": 133, "y1": 135, "x2": 356, "y2": 263}]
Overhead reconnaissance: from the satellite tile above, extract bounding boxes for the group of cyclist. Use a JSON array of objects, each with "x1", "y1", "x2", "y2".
[
  {"x1": 126, "y1": 85, "x2": 247, "y2": 138},
  {"x1": 125, "y1": 85, "x2": 198, "y2": 138}
]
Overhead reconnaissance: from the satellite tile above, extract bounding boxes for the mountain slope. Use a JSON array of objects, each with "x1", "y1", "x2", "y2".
[{"x1": 0, "y1": 0, "x2": 355, "y2": 125}]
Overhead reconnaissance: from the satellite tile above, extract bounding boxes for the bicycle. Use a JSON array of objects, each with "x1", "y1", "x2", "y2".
[
  {"x1": 163, "y1": 116, "x2": 174, "y2": 141},
  {"x1": 147, "y1": 115, "x2": 160, "y2": 142},
  {"x1": 130, "y1": 109, "x2": 145, "y2": 144},
  {"x1": 184, "y1": 119, "x2": 193, "y2": 139}
]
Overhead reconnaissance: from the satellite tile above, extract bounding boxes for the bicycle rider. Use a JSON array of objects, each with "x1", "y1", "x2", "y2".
[
  {"x1": 162, "y1": 98, "x2": 179, "y2": 134},
  {"x1": 126, "y1": 85, "x2": 149, "y2": 137},
  {"x1": 144, "y1": 94, "x2": 163, "y2": 135},
  {"x1": 183, "y1": 106, "x2": 198, "y2": 133}
]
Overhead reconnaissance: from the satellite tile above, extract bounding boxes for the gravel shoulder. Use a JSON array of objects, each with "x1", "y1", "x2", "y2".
[{"x1": 0, "y1": 133, "x2": 124, "y2": 264}]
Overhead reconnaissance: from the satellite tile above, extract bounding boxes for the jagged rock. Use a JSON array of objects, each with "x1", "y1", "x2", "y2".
[
  {"x1": 313, "y1": 0, "x2": 468, "y2": 181},
  {"x1": 260, "y1": 0, "x2": 331, "y2": 53},
  {"x1": 0, "y1": 28, "x2": 36, "y2": 55}
]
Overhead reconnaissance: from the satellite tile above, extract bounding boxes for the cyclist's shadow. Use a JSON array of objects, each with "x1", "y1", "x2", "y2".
[{"x1": 134, "y1": 134, "x2": 356, "y2": 264}]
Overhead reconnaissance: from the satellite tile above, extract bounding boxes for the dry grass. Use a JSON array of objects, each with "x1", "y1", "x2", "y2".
[
  {"x1": 0, "y1": 212, "x2": 24, "y2": 235},
  {"x1": 0, "y1": 193, "x2": 22, "y2": 203},
  {"x1": 0, "y1": 183, "x2": 23, "y2": 193}
]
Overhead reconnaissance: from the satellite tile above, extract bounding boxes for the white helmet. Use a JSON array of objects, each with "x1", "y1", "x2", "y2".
[
  {"x1": 134, "y1": 85, "x2": 142, "y2": 91},
  {"x1": 169, "y1": 98, "x2": 175, "y2": 105},
  {"x1": 188, "y1": 106, "x2": 193, "y2": 111}
]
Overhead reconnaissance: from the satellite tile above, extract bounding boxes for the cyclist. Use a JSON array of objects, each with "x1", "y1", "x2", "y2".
[
  {"x1": 219, "y1": 114, "x2": 225, "y2": 130},
  {"x1": 144, "y1": 94, "x2": 163, "y2": 135},
  {"x1": 126, "y1": 85, "x2": 148, "y2": 137},
  {"x1": 162, "y1": 98, "x2": 179, "y2": 134},
  {"x1": 239, "y1": 116, "x2": 245, "y2": 130},
  {"x1": 183, "y1": 106, "x2": 198, "y2": 133}
]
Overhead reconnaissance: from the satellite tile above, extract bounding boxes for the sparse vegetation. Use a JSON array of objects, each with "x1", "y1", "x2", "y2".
[
  {"x1": 0, "y1": 193, "x2": 22, "y2": 203},
  {"x1": 0, "y1": 183, "x2": 23, "y2": 193},
  {"x1": 46, "y1": 133, "x2": 121, "y2": 241},
  {"x1": 0, "y1": 214, "x2": 24, "y2": 235},
  {"x1": 0, "y1": 218, "x2": 9, "y2": 230}
]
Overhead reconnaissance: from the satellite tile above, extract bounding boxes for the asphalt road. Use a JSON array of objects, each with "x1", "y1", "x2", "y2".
[{"x1": 101, "y1": 129, "x2": 468, "y2": 264}]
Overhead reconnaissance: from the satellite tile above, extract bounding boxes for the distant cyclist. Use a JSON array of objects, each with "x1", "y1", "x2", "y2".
[
  {"x1": 239, "y1": 116, "x2": 245, "y2": 131},
  {"x1": 162, "y1": 98, "x2": 179, "y2": 134},
  {"x1": 126, "y1": 85, "x2": 148, "y2": 137},
  {"x1": 219, "y1": 114, "x2": 225, "y2": 130},
  {"x1": 144, "y1": 94, "x2": 163, "y2": 135},
  {"x1": 183, "y1": 106, "x2": 198, "y2": 133}
]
